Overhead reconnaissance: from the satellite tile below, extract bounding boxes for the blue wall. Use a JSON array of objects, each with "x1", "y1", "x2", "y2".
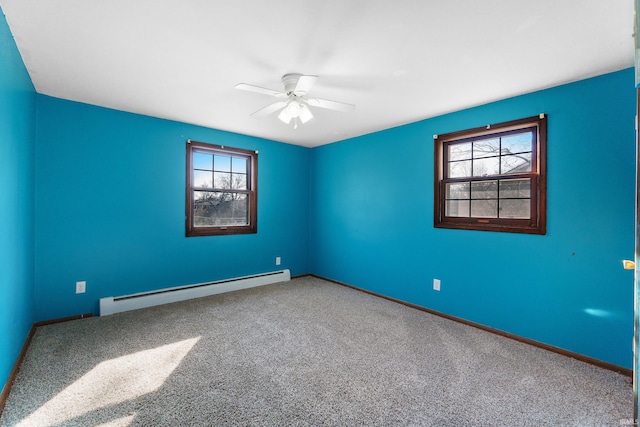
[
  {"x1": 34, "y1": 96, "x2": 310, "y2": 320},
  {"x1": 0, "y1": 8, "x2": 36, "y2": 393},
  {"x1": 310, "y1": 69, "x2": 636, "y2": 368}
]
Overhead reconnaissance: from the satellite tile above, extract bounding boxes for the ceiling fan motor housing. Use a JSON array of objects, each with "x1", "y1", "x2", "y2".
[{"x1": 282, "y1": 73, "x2": 305, "y2": 95}]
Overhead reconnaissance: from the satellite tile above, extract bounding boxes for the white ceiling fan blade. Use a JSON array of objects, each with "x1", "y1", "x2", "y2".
[
  {"x1": 293, "y1": 75, "x2": 318, "y2": 95},
  {"x1": 307, "y1": 97, "x2": 355, "y2": 113},
  {"x1": 235, "y1": 83, "x2": 287, "y2": 98},
  {"x1": 251, "y1": 101, "x2": 287, "y2": 118}
]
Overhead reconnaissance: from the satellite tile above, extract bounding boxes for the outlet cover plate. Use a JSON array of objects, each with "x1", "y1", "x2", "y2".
[{"x1": 76, "y1": 281, "x2": 86, "y2": 294}]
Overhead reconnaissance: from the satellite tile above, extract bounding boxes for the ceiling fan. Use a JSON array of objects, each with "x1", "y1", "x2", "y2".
[{"x1": 235, "y1": 73, "x2": 355, "y2": 129}]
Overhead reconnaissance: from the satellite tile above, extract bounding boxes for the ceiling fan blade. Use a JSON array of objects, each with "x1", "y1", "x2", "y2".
[
  {"x1": 251, "y1": 101, "x2": 287, "y2": 118},
  {"x1": 235, "y1": 83, "x2": 287, "y2": 98},
  {"x1": 293, "y1": 75, "x2": 318, "y2": 95},
  {"x1": 307, "y1": 97, "x2": 355, "y2": 113}
]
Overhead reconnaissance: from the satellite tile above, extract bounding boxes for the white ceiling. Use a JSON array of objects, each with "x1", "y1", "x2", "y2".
[{"x1": 0, "y1": 0, "x2": 634, "y2": 147}]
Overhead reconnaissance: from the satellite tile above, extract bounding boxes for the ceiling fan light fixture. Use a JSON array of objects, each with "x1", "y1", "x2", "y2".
[
  {"x1": 286, "y1": 100, "x2": 301, "y2": 118},
  {"x1": 299, "y1": 104, "x2": 313, "y2": 124},
  {"x1": 278, "y1": 108, "x2": 292, "y2": 124}
]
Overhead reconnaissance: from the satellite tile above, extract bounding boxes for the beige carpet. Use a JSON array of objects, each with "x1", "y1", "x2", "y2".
[{"x1": 0, "y1": 276, "x2": 632, "y2": 426}]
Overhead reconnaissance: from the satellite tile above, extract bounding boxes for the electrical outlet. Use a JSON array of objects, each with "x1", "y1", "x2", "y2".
[
  {"x1": 433, "y1": 279, "x2": 441, "y2": 291},
  {"x1": 275, "y1": 257, "x2": 281, "y2": 266},
  {"x1": 76, "y1": 281, "x2": 86, "y2": 294}
]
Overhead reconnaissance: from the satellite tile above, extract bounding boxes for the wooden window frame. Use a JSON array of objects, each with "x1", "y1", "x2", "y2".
[
  {"x1": 186, "y1": 140, "x2": 257, "y2": 237},
  {"x1": 434, "y1": 115, "x2": 547, "y2": 234}
]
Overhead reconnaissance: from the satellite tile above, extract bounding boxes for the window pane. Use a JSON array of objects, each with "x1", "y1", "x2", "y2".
[
  {"x1": 473, "y1": 157, "x2": 500, "y2": 177},
  {"x1": 193, "y1": 152, "x2": 212, "y2": 170},
  {"x1": 214, "y1": 155, "x2": 231, "y2": 172},
  {"x1": 231, "y1": 173, "x2": 247, "y2": 190},
  {"x1": 232, "y1": 157, "x2": 247, "y2": 173},
  {"x1": 445, "y1": 200, "x2": 470, "y2": 217},
  {"x1": 501, "y1": 132, "x2": 532, "y2": 154},
  {"x1": 194, "y1": 191, "x2": 248, "y2": 227},
  {"x1": 473, "y1": 138, "x2": 500, "y2": 158},
  {"x1": 445, "y1": 182, "x2": 470, "y2": 199},
  {"x1": 471, "y1": 199, "x2": 498, "y2": 218},
  {"x1": 194, "y1": 170, "x2": 213, "y2": 188},
  {"x1": 448, "y1": 142, "x2": 472, "y2": 161},
  {"x1": 194, "y1": 191, "x2": 218, "y2": 202},
  {"x1": 226, "y1": 193, "x2": 248, "y2": 225},
  {"x1": 448, "y1": 160, "x2": 471, "y2": 178},
  {"x1": 194, "y1": 191, "x2": 221, "y2": 227},
  {"x1": 471, "y1": 181, "x2": 497, "y2": 199},
  {"x1": 499, "y1": 199, "x2": 530, "y2": 219},
  {"x1": 214, "y1": 172, "x2": 232, "y2": 189},
  {"x1": 501, "y1": 153, "x2": 532, "y2": 173},
  {"x1": 499, "y1": 179, "x2": 531, "y2": 198}
]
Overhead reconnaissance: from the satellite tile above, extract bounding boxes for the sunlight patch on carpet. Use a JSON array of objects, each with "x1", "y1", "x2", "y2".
[
  {"x1": 16, "y1": 337, "x2": 200, "y2": 427},
  {"x1": 94, "y1": 414, "x2": 136, "y2": 427}
]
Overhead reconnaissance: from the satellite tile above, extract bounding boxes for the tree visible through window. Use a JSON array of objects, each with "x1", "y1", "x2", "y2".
[
  {"x1": 186, "y1": 140, "x2": 257, "y2": 236},
  {"x1": 434, "y1": 115, "x2": 547, "y2": 234}
]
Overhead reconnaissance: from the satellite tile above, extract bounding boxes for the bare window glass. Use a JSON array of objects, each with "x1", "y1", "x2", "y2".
[
  {"x1": 471, "y1": 199, "x2": 498, "y2": 218},
  {"x1": 501, "y1": 153, "x2": 532, "y2": 174},
  {"x1": 499, "y1": 179, "x2": 530, "y2": 198},
  {"x1": 445, "y1": 182, "x2": 470, "y2": 199},
  {"x1": 193, "y1": 152, "x2": 212, "y2": 170},
  {"x1": 446, "y1": 200, "x2": 470, "y2": 217},
  {"x1": 449, "y1": 160, "x2": 472, "y2": 178},
  {"x1": 449, "y1": 142, "x2": 472, "y2": 161},
  {"x1": 471, "y1": 181, "x2": 498, "y2": 199},
  {"x1": 501, "y1": 133, "x2": 532, "y2": 154},
  {"x1": 473, "y1": 157, "x2": 500, "y2": 177},
  {"x1": 473, "y1": 139, "x2": 500, "y2": 158},
  {"x1": 232, "y1": 157, "x2": 246, "y2": 173},
  {"x1": 214, "y1": 155, "x2": 231, "y2": 172},
  {"x1": 499, "y1": 199, "x2": 530, "y2": 219},
  {"x1": 194, "y1": 170, "x2": 213, "y2": 188}
]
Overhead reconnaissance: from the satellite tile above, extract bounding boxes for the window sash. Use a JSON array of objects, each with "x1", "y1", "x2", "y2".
[
  {"x1": 441, "y1": 176, "x2": 538, "y2": 223},
  {"x1": 442, "y1": 176, "x2": 535, "y2": 220},
  {"x1": 443, "y1": 127, "x2": 537, "y2": 180},
  {"x1": 192, "y1": 190, "x2": 251, "y2": 227}
]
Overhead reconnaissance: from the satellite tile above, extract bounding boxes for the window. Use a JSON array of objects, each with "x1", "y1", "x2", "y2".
[
  {"x1": 186, "y1": 140, "x2": 257, "y2": 236},
  {"x1": 434, "y1": 115, "x2": 547, "y2": 234}
]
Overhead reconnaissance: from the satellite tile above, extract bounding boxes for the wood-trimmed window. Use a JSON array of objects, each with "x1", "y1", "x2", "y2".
[
  {"x1": 434, "y1": 115, "x2": 547, "y2": 234},
  {"x1": 186, "y1": 140, "x2": 257, "y2": 236}
]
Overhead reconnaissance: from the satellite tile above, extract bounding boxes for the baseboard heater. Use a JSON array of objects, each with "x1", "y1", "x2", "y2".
[{"x1": 99, "y1": 269, "x2": 290, "y2": 316}]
